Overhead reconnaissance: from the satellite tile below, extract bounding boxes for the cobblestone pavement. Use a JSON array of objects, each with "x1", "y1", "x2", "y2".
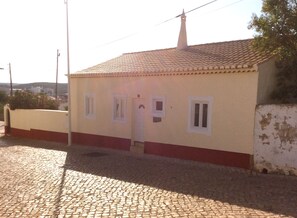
[{"x1": 0, "y1": 136, "x2": 297, "y2": 218}]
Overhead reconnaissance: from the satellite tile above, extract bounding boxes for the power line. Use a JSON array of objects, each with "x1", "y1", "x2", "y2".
[
  {"x1": 79, "y1": 0, "x2": 247, "y2": 51},
  {"x1": 90, "y1": 0, "x2": 219, "y2": 50},
  {"x1": 100, "y1": 32, "x2": 139, "y2": 47},
  {"x1": 185, "y1": 0, "x2": 218, "y2": 15},
  {"x1": 205, "y1": 0, "x2": 245, "y2": 14},
  {"x1": 154, "y1": 0, "x2": 218, "y2": 26}
]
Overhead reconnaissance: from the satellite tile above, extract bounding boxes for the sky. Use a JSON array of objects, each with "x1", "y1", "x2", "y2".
[{"x1": 0, "y1": 0, "x2": 263, "y2": 84}]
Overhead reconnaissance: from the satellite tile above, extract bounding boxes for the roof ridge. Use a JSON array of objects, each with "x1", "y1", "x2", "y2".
[
  {"x1": 188, "y1": 38, "x2": 253, "y2": 48},
  {"x1": 123, "y1": 47, "x2": 174, "y2": 55},
  {"x1": 122, "y1": 38, "x2": 254, "y2": 55}
]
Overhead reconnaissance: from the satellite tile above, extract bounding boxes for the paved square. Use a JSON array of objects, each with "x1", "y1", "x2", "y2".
[{"x1": 0, "y1": 136, "x2": 297, "y2": 217}]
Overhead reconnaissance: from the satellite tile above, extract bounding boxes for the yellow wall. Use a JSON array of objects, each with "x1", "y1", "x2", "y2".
[
  {"x1": 71, "y1": 71, "x2": 259, "y2": 154},
  {"x1": 10, "y1": 109, "x2": 68, "y2": 133}
]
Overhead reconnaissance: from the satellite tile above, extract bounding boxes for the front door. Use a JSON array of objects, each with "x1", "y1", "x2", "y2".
[{"x1": 132, "y1": 98, "x2": 145, "y2": 145}]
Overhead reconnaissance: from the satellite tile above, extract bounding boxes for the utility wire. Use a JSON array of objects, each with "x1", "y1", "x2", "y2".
[
  {"x1": 155, "y1": 0, "x2": 218, "y2": 26},
  {"x1": 93, "y1": 0, "x2": 218, "y2": 49},
  {"x1": 185, "y1": 0, "x2": 218, "y2": 15},
  {"x1": 206, "y1": 0, "x2": 245, "y2": 13},
  {"x1": 101, "y1": 32, "x2": 139, "y2": 47},
  {"x1": 80, "y1": 0, "x2": 246, "y2": 50}
]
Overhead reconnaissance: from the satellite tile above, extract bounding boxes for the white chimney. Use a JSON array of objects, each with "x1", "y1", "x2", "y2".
[{"x1": 177, "y1": 10, "x2": 188, "y2": 50}]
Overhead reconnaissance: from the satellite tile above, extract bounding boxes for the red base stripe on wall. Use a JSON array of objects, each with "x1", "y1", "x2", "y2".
[
  {"x1": 10, "y1": 128, "x2": 250, "y2": 169},
  {"x1": 72, "y1": 132, "x2": 131, "y2": 151},
  {"x1": 144, "y1": 141, "x2": 251, "y2": 169},
  {"x1": 4, "y1": 126, "x2": 10, "y2": 135},
  {"x1": 10, "y1": 128, "x2": 68, "y2": 144},
  {"x1": 10, "y1": 128, "x2": 131, "y2": 151}
]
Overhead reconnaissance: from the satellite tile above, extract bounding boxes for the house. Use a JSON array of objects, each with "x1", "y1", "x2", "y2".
[{"x1": 69, "y1": 11, "x2": 276, "y2": 169}]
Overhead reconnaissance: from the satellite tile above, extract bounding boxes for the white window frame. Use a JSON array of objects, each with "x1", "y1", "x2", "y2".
[
  {"x1": 188, "y1": 96, "x2": 213, "y2": 135},
  {"x1": 84, "y1": 93, "x2": 95, "y2": 119},
  {"x1": 112, "y1": 94, "x2": 127, "y2": 122},
  {"x1": 151, "y1": 96, "x2": 165, "y2": 117}
]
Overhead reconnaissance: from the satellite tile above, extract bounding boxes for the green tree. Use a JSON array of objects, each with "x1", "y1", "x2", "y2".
[
  {"x1": 248, "y1": 0, "x2": 297, "y2": 102},
  {"x1": 0, "y1": 91, "x2": 8, "y2": 103},
  {"x1": 0, "y1": 91, "x2": 8, "y2": 120},
  {"x1": 8, "y1": 90, "x2": 59, "y2": 110}
]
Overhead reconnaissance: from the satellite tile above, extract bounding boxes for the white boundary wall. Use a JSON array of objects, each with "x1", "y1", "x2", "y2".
[
  {"x1": 254, "y1": 104, "x2": 297, "y2": 175},
  {"x1": 7, "y1": 108, "x2": 68, "y2": 133}
]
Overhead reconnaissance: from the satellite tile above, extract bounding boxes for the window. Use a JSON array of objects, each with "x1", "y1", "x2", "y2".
[
  {"x1": 152, "y1": 96, "x2": 165, "y2": 117},
  {"x1": 113, "y1": 95, "x2": 127, "y2": 122},
  {"x1": 188, "y1": 96, "x2": 213, "y2": 135},
  {"x1": 85, "y1": 94, "x2": 95, "y2": 118}
]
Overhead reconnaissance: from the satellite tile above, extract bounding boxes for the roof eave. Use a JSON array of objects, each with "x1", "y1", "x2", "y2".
[{"x1": 70, "y1": 66, "x2": 258, "y2": 78}]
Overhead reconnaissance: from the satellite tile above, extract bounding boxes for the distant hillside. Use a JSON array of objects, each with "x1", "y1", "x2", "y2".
[{"x1": 0, "y1": 82, "x2": 68, "y2": 95}]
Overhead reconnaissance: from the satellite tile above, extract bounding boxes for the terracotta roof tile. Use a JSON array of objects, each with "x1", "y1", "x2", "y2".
[{"x1": 73, "y1": 39, "x2": 272, "y2": 77}]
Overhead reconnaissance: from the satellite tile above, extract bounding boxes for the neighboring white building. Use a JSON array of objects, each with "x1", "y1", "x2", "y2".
[
  {"x1": 28, "y1": 86, "x2": 54, "y2": 96},
  {"x1": 29, "y1": 86, "x2": 42, "y2": 94}
]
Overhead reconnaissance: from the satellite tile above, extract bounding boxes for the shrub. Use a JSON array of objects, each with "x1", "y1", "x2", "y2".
[
  {"x1": 0, "y1": 91, "x2": 8, "y2": 103},
  {"x1": 8, "y1": 90, "x2": 59, "y2": 110}
]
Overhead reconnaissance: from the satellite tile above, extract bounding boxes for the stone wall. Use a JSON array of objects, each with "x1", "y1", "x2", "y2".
[{"x1": 254, "y1": 104, "x2": 297, "y2": 175}]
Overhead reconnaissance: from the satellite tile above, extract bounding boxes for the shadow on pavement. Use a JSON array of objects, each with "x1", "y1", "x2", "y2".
[
  {"x1": 63, "y1": 144, "x2": 297, "y2": 217},
  {"x1": 1, "y1": 135, "x2": 297, "y2": 217},
  {"x1": 0, "y1": 135, "x2": 68, "y2": 151}
]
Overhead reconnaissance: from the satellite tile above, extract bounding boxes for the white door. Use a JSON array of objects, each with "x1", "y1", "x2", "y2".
[{"x1": 133, "y1": 98, "x2": 145, "y2": 144}]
